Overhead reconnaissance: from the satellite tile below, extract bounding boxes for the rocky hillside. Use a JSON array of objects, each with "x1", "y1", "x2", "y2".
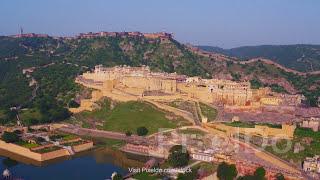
[
  {"x1": 198, "y1": 44, "x2": 320, "y2": 72},
  {"x1": 0, "y1": 34, "x2": 320, "y2": 125}
]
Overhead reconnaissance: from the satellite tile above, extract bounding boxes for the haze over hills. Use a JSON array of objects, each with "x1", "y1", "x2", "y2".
[{"x1": 198, "y1": 44, "x2": 320, "y2": 72}]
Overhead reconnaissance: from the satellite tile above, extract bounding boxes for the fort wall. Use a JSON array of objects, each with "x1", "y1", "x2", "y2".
[
  {"x1": 72, "y1": 141, "x2": 94, "y2": 153},
  {"x1": 0, "y1": 140, "x2": 69, "y2": 161},
  {"x1": 40, "y1": 149, "x2": 70, "y2": 161},
  {"x1": 69, "y1": 90, "x2": 103, "y2": 113},
  {"x1": 205, "y1": 123, "x2": 295, "y2": 139}
]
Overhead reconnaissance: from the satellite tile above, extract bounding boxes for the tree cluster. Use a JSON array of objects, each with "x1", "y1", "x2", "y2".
[{"x1": 168, "y1": 145, "x2": 190, "y2": 168}]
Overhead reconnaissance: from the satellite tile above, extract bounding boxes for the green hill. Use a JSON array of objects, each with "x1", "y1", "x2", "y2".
[
  {"x1": 198, "y1": 44, "x2": 320, "y2": 72},
  {"x1": 0, "y1": 35, "x2": 320, "y2": 126}
]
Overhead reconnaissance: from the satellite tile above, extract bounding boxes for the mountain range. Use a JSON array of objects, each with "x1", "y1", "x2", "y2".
[{"x1": 198, "y1": 44, "x2": 320, "y2": 72}]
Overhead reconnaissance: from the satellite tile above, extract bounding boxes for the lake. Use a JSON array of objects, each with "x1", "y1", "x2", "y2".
[{"x1": 0, "y1": 148, "x2": 147, "y2": 180}]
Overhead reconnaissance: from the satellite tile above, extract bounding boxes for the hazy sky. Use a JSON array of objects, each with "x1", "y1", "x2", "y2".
[{"x1": 1, "y1": 0, "x2": 319, "y2": 48}]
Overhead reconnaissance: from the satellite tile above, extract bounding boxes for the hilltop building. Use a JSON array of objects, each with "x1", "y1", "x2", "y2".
[
  {"x1": 76, "y1": 31, "x2": 173, "y2": 40},
  {"x1": 75, "y1": 65, "x2": 303, "y2": 108},
  {"x1": 11, "y1": 33, "x2": 49, "y2": 38}
]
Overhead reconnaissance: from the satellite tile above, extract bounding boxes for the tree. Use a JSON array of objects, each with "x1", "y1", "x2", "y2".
[
  {"x1": 177, "y1": 167, "x2": 198, "y2": 180},
  {"x1": 250, "y1": 79, "x2": 263, "y2": 89},
  {"x1": 136, "y1": 126, "x2": 148, "y2": 136},
  {"x1": 1, "y1": 131, "x2": 20, "y2": 143},
  {"x1": 13, "y1": 130, "x2": 22, "y2": 135},
  {"x1": 254, "y1": 167, "x2": 266, "y2": 180},
  {"x1": 275, "y1": 173, "x2": 285, "y2": 180},
  {"x1": 168, "y1": 145, "x2": 190, "y2": 167},
  {"x1": 217, "y1": 162, "x2": 238, "y2": 180},
  {"x1": 237, "y1": 175, "x2": 256, "y2": 180},
  {"x1": 112, "y1": 173, "x2": 123, "y2": 180},
  {"x1": 125, "y1": 131, "x2": 132, "y2": 136},
  {"x1": 36, "y1": 137, "x2": 46, "y2": 144},
  {"x1": 237, "y1": 167, "x2": 267, "y2": 180},
  {"x1": 68, "y1": 100, "x2": 80, "y2": 108}
]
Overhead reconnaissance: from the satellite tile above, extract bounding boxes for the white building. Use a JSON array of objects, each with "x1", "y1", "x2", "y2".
[
  {"x1": 303, "y1": 155, "x2": 320, "y2": 173},
  {"x1": 192, "y1": 152, "x2": 214, "y2": 162}
]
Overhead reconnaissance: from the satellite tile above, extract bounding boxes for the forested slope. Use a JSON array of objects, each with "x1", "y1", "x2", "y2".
[{"x1": 0, "y1": 35, "x2": 319, "y2": 125}]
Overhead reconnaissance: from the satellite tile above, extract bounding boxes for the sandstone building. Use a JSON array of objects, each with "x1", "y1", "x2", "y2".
[
  {"x1": 75, "y1": 65, "x2": 303, "y2": 107},
  {"x1": 78, "y1": 65, "x2": 181, "y2": 95},
  {"x1": 301, "y1": 117, "x2": 320, "y2": 132}
]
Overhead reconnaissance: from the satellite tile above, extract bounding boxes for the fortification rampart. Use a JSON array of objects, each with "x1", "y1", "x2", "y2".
[
  {"x1": 0, "y1": 140, "x2": 69, "y2": 161},
  {"x1": 72, "y1": 141, "x2": 94, "y2": 153},
  {"x1": 205, "y1": 123, "x2": 295, "y2": 139}
]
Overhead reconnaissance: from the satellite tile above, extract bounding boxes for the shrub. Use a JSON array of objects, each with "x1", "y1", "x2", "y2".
[
  {"x1": 254, "y1": 167, "x2": 266, "y2": 179},
  {"x1": 1, "y1": 131, "x2": 20, "y2": 143},
  {"x1": 217, "y1": 162, "x2": 238, "y2": 180},
  {"x1": 275, "y1": 173, "x2": 285, "y2": 180},
  {"x1": 125, "y1": 131, "x2": 132, "y2": 136},
  {"x1": 136, "y1": 126, "x2": 148, "y2": 136},
  {"x1": 36, "y1": 137, "x2": 46, "y2": 143},
  {"x1": 168, "y1": 145, "x2": 190, "y2": 167},
  {"x1": 69, "y1": 100, "x2": 80, "y2": 108},
  {"x1": 13, "y1": 130, "x2": 22, "y2": 135},
  {"x1": 112, "y1": 173, "x2": 123, "y2": 180}
]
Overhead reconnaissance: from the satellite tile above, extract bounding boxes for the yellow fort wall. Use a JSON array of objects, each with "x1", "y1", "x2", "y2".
[
  {"x1": 260, "y1": 97, "x2": 282, "y2": 106},
  {"x1": 121, "y1": 76, "x2": 176, "y2": 94},
  {"x1": 72, "y1": 142, "x2": 94, "y2": 153},
  {"x1": 205, "y1": 123, "x2": 295, "y2": 139}
]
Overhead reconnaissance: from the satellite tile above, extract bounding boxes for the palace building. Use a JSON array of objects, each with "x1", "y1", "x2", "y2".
[{"x1": 75, "y1": 65, "x2": 303, "y2": 107}]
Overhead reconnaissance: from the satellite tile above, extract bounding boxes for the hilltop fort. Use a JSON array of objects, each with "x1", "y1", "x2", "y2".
[
  {"x1": 11, "y1": 31, "x2": 173, "y2": 41},
  {"x1": 74, "y1": 65, "x2": 303, "y2": 108}
]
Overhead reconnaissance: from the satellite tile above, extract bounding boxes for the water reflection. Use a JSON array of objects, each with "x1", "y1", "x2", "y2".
[{"x1": 0, "y1": 148, "x2": 146, "y2": 180}]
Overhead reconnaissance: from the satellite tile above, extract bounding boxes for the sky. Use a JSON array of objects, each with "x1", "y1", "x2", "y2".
[{"x1": 1, "y1": 0, "x2": 320, "y2": 48}]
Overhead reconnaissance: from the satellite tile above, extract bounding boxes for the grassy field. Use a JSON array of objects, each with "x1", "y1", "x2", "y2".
[
  {"x1": 16, "y1": 141, "x2": 40, "y2": 148},
  {"x1": 194, "y1": 162, "x2": 218, "y2": 175},
  {"x1": 133, "y1": 172, "x2": 159, "y2": 180},
  {"x1": 49, "y1": 134, "x2": 77, "y2": 141},
  {"x1": 102, "y1": 101, "x2": 178, "y2": 134},
  {"x1": 33, "y1": 146, "x2": 62, "y2": 154},
  {"x1": 73, "y1": 100, "x2": 184, "y2": 135},
  {"x1": 19, "y1": 108, "x2": 42, "y2": 125},
  {"x1": 199, "y1": 103, "x2": 217, "y2": 121},
  {"x1": 263, "y1": 127, "x2": 320, "y2": 163},
  {"x1": 168, "y1": 100, "x2": 195, "y2": 113},
  {"x1": 224, "y1": 121, "x2": 255, "y2": 128},
  {"x1": 167, "y1": 100, "x2": 200, "y2": 121},
  {"x1": 94, "y1": 138, "x2": 125, "y2": 149}
]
